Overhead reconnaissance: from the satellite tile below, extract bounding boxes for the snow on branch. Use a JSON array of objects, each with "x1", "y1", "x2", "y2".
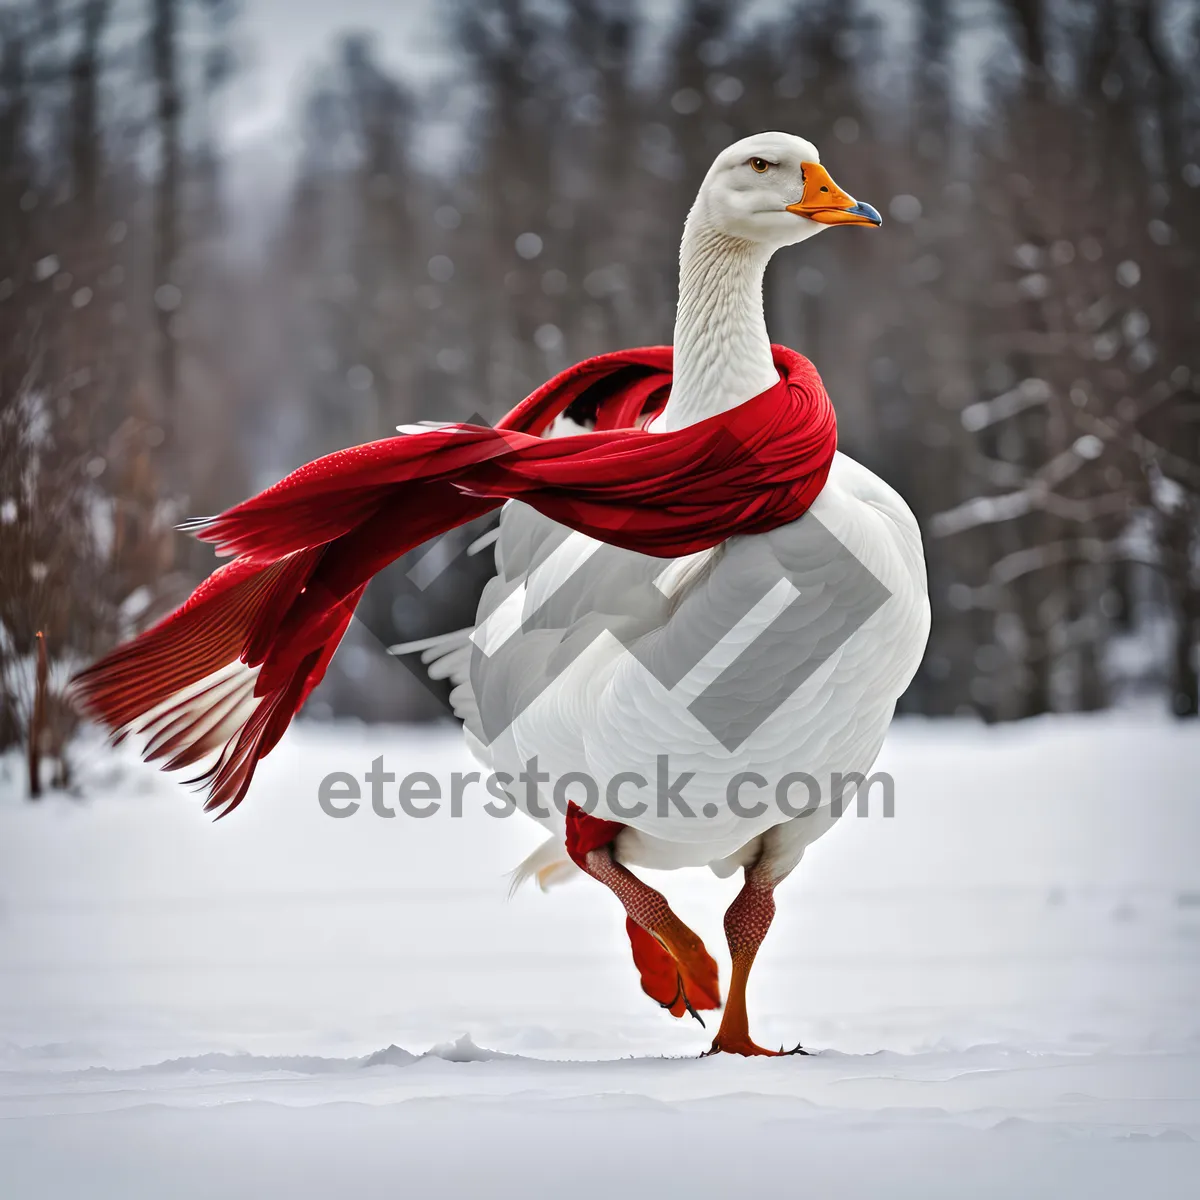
[
  {"x1": 953, "y1": 536, "x2": 1162, "y2": 610},
  {"x1": 959, "y1": 378, "x2": 1052, "y2": 432},
  {"x1": 934, "y1": 379, "x2": 1191, "y2": 538},
  {"x1": 931, "y1": 483, "x2": 1127, "y2": 537}
]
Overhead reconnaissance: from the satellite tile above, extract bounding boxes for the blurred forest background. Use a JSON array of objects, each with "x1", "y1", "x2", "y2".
[{"x1": 1, "y1": 0, "x2": 1198, "y2": 775}]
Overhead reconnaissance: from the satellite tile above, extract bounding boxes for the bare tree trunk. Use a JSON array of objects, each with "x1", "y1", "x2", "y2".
[
  {"x1": 1165, "y1": 501, "x2": 1200, "y2": 717},
  {"x1": 27, "y1": 630, "x2": 47, "y2": 798},
  {"x1": 1131, "y1": 0, "x2": 1200, "y2": 716},
  {"x1": 151, "y1": 0, "x2": 181, "y2": 449},
  {"x1": 69, "y1": 0, "x2": 108, "y2": 213}
]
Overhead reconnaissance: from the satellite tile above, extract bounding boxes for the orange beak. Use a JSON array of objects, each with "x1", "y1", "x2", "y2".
[{"x1": 785, "y1": 162, "x2": 882, "y2": 227}]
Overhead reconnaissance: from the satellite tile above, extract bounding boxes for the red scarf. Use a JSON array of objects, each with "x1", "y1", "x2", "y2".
[{"x1": 72, "y1": 344, "x2": 837, "y2": 814}]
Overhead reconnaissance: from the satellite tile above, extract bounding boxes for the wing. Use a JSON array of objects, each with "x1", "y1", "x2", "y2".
[{"x1": 389, "y1": 628, "x2": 478, "y2": 725}]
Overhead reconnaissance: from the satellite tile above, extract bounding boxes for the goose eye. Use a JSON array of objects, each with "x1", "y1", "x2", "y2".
[{"x1": 749, "y1": 157, "x2": 770, "y2": 173}]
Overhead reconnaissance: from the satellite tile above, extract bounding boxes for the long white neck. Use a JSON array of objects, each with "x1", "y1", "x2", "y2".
[{"x1": 661, "y1": 207, "x2": 779, "y2": 431}]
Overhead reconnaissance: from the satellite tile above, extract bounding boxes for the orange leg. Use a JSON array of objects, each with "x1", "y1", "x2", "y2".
[
  {"x1": 705, "y1": 862, "x2": 806, "y2": 1057},
  {"x1": 582, "y1": 846, "x2": 721, "y2": 1020}
]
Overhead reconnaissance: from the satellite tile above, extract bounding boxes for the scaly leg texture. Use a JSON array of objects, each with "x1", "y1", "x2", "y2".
[
  {"x1": 582, "y1": 846, "x2": 721, "y2": 1019},
  {"x1": 564, "y1": 801, "x2": 719, "y2": 1020},
  {"x1": 706, "y1": 861, "x2": 805, "y2": 1056}
]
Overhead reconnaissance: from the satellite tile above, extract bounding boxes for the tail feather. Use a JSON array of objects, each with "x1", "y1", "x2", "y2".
[
  {"x1": 72, "y1": 552, "x2": 314, "y2": 730},
  {"x1": 140, "y1": 664, "x2": 259, "y2": 770},
  {"x1": 70, "y1": 549, "x2": 338, "y2": 817},
  {"x1": 187, "y1": 664, "x2": 313, "y2": 815},
  {"x1": 508, "y1": 835, "x2": 581, "y2": 896}
]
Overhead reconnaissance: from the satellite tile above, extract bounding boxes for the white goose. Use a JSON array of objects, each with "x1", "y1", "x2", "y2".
[{"x1": 406, "y1": 132, "x2": 931, "y2": 1055}]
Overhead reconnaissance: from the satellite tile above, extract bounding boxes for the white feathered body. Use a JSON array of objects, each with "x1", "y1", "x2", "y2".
[{"x1": 429, "y1": 449, "x2": 928, "y2": 886}]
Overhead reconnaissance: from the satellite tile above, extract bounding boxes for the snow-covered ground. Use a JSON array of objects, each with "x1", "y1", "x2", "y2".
[{"x1": 2, "y1": 713, "x2": 1198, "y2": 1197}]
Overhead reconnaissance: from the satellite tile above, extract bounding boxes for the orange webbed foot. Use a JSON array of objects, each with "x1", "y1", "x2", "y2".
[
  {"x1": 703, "y1": 1037, "x2": 809, "y2": 1057},
  {"x1": 626, "y1": 915, "x2": 721, "y2": 1022}
]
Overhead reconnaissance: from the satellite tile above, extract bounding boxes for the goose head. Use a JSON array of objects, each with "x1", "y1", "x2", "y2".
[
  {"x1": 664, "y1": 132, "x2": 881, "y2": 429},
  {"x1": 688, "y1": 131, "x2": 881, "y2": 249}
]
